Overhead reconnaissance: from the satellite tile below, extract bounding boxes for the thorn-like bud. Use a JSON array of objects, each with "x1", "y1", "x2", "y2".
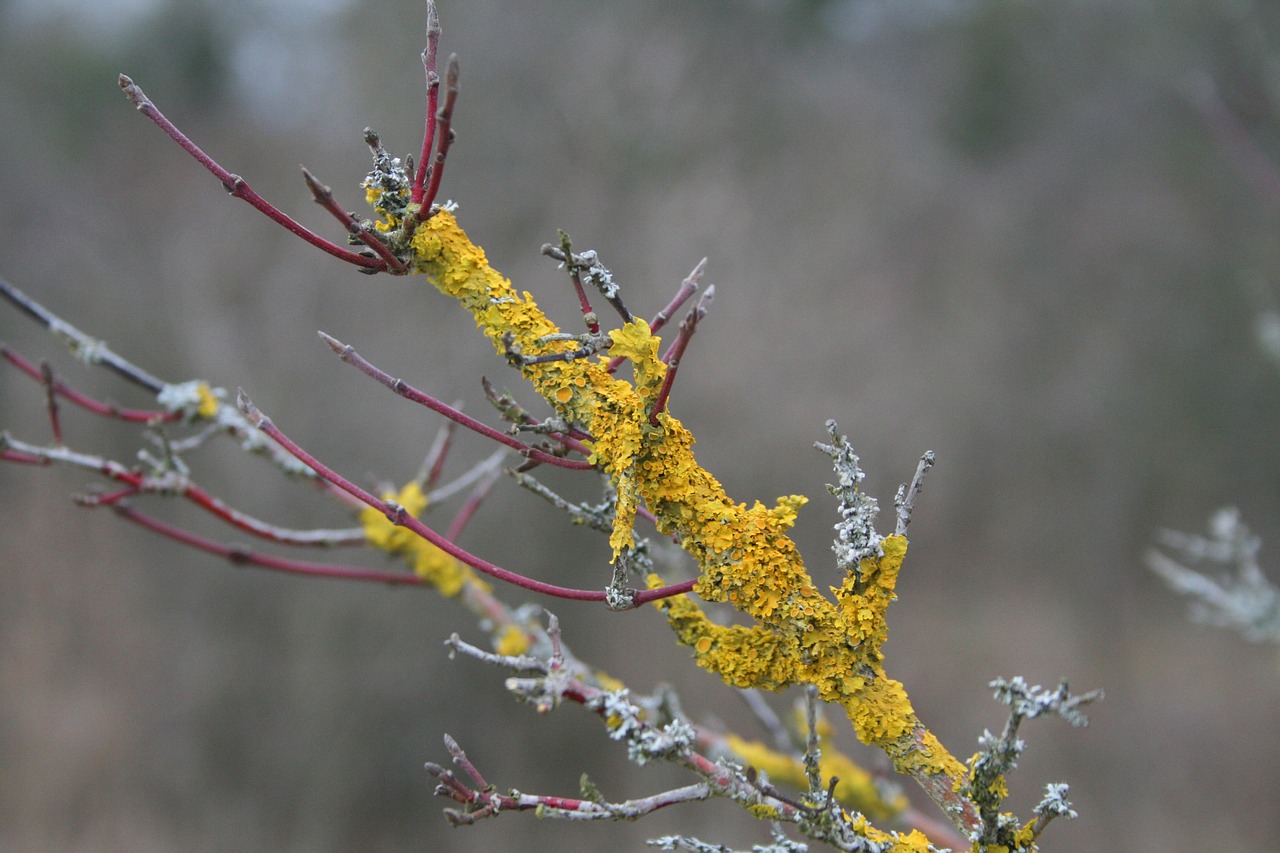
[
  {"x1": 118, "y1": 73, "x2": 147, "y2": 109},
  {"x1": 316, "y1": 330, "x2": 348, "y2": 357},
  {"x1": 235, "y1": 388, "x2": 264, "y2": 428},
  {"x1": 445, "y1": 53, "x2": 460, "y2": 89},
  {"x1": 300, "y1": 166, "x2": 330, "y2": 200}
]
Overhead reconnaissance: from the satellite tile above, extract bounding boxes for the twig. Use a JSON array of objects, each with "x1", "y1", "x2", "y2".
[
  {"x1": 894, "y1": 450, "x2": 935, "y2": 536},
  {"x1": 1, "y1": 432, "x2": 364, "y2": 545},
  {"x1": 606, "y1": 259, "x2": 704, "y2": 374},
  {"x1": 413, "y1": 0, "x2": 443, "y2": 205},
  {"x1": 318, "y1": 331, "x2": 594, "y2": 470},
  {"x1": 1, "y1": 276, "x2": 170, "y2": 393},
  {"x1": 39, "y1": 361, "x2": 63, "y2": 445},
  {"x1": 2, "y1": 344, "x2": 179, "y2": 423},
  {"x1": 235, "y1": 389, "x2": 696, "y2": 607},
  {"x1": 301, "y1": 167, "x2": 407, "y2": 273},
  {"x1": 114, "y1": 504, "x2": 428, "y2": 585},
  {"x1": 417, "y1": 53, "x2": 460, "y2": 218},
  {"x1": 544, "y1": 232, "x2": 600, "y2": 335},
  {"x1": 117, "y1": 75, "x2": 385, "y2": 271},
  {"x1": 443, "y1": 457, "x2": 503, "y2": 542},
  {"x1": 649, "y1": 286, "x2": 714, "y2": 425}
]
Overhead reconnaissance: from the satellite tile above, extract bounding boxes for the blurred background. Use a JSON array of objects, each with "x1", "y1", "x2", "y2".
[{"x1": 3, "y1": 0, "x2": 1279, "y2": 850}]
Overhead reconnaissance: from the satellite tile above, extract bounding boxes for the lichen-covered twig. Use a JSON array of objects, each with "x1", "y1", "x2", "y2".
[
  {"x1": 1148, "y1": 508, "x2": 1280, "y2": 644},
  {"x1": 962, "y1": 677, "x2": 1102, "y2": 848},
  {"x1": 1, "y1": 276, "x2": 169, "y2": 394}
]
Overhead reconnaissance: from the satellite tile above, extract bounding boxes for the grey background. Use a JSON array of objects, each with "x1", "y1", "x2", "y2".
[{"x1": 2, "y1": 0, "x2": 1279, "y2": 850}]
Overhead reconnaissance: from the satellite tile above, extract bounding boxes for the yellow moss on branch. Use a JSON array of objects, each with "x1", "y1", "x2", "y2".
[
  {"x1": 723, "y1": 731, "x2": 907, "y2": 821},
  {"x1": 360, "y1": 481, "x2": 488, "y2": 597},
  {"x1": 398, "y1": 208, "x2": 970, "y2": 829}
]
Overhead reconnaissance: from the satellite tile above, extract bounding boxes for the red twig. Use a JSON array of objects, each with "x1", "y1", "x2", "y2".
[
  {"x1": 39, "y1": 361, "x2": 63, "y2": 445},
  {"x1": 114, "y1": 504, "x2": 428, "y2": 586},
  {"x1": 301, "y1": 167, "x2": 407, "y2": 274},
  {"x1": 444, "y1": 461, "x2": 501, "y2": 542},
  {"x1": 649, "y1": 286, "x2": 715, "y2": 425},
  {"x1": 1, "y1": 432, "x2": 364, "y2": 546},
  {"x1": 118, "y1": 75, "x2": 385, "y2": 272},
  {"x1": 236, "y1": 389, "x2": 696, "y2": 607},
  {"x1": 420, "y1": 420, "x2": 457, "y2": 491},
  {"x1": 606, "y1": 258, "x2": 704, "y2": 374},
  {"x1": 318, "y1": 331, "x2": 594, "y2": 470},
  {"x1": 2, "y1": 345, "x2": 181, "y2": 423},
  {"x1": 413, "y1": 0, "x2": 442, "y2": 205},
  {"x1": 543, "y1": 233, "x2": 600, "y2": 335},
  {"x1": 417, "y1": 53, "x2": 460, "y2": 218}
]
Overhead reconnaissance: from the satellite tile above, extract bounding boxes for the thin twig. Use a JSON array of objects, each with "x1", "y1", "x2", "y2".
[
  {"x1": 1, "y1": 277, "x2": 171, "y2": 394},
  {"x1": 894, "y1": 450, "x2": 935, "y2": 536},
  {"x1": 649, "y1": 286, "x2": 714, "y2": 425},
  {"x1": 413, "y1": 0, "x2": 442, "y2": 204},
  {"x1": 118, "y1": 75, "x2": 385, "y2": 271},
  {"x1": 235, "y1": 389, "x2": 696, "y2": 607},
  {"x1": 2, "y1": 432, "x2": 364, "y2": 545},
  {"x1": 114, "y1": 504, "x2": 428, "y2": 585},
  {"x1": 301, "y1": 167, "x2": 407, "y2": 273},
  {"x1": 318, "y1": 331, "x2": 594, "y2": 470},
  {"x1": 417, "y1": 53, "x2": 460, "y2": 218}
]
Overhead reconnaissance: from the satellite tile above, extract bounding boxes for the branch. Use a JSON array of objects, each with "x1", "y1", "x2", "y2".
[
  {"x1": 317, "y1": 331, "x2": 595, "y2": 470},
  {"x1": 235, "y1": 389, "x2": 695, "y2": 607},
  {"x1": 117, "y1": 75, "x2": 386, "y2": 271},
  {"x1": 1, "y1": 276, "x2": 169, "y2": 393}
]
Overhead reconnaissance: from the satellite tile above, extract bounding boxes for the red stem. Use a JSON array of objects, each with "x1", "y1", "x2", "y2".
[
  {"x1": 118, "y1": 74, "x2": 386, "y2": 271},
  {"x1": 606, "y1": 259, "x2": 703, "y2": 373},
  {"x1": 236, "y1": 389, "x2": 696, "y2": 607},
  {"x1": 301, "y1": 167, "x2": 407, "y2": 273},
  {"x1": 2, "y1": 345, "x2": 181, "y2": 423},
  {"x1": 115, "y1": 505, "x2": 429, "y2": 586},
  {"x1": 318, "y1": 331, "x2": 594, "y2": 470},
  {"x1": 649, "y1": 286, "x2": 714, "y2": 425},
  {"x1": 418, "y1": 54, "x2": 459, "y2": 216},
  {"x1": 413, "y1": 0, "x2": 442, "y2": 204},
  {"x1": 444, "y1": 465, "x2": 500, "y2": 542}
]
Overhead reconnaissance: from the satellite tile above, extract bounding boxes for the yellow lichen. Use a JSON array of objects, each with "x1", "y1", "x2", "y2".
[
  {"x1": 724, "y1": 733, "x2": 907, "y2": 821},
  {"x1": 359, "y1": 481, "x2": 488, "y2": 597},
  {"x1": 195, "y1": 382, "x2": 219, "y2": 419},
  {"x1": 404, "y1": 209, "x2": 968, "y2": 833},
  {"x1": 495, "y1": 623, "x2": 529, "y2": 657}
]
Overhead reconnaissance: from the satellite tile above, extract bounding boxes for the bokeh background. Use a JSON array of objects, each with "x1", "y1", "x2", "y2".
[{"x1": 3, "y1": 0, "x2": 1280, "y2": 850}]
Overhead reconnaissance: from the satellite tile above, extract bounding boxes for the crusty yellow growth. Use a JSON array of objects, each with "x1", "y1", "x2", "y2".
[
  {"x1": 360, "y1": 481, "x2": 489, "y2": 597},
  {"x1": 194, "y1": 382, "x2": 220, "y2": 419},
  {"x1": 494, "y1": 623, "x2": 529, "y2": 657},
  {"x1": 723, "y1": 732, "x2": 906, "y2": 821},
  {"x1": 403, "y1": 209, "x2": 967, "y2": 829}
]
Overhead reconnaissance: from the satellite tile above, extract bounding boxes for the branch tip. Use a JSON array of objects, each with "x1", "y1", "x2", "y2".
[
  {"x1": 235, "y1": 388, "x2": 265, "y2": 428},
  {"x1": 316, "y1": 330, "x2": 347, "y2": 356}
]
